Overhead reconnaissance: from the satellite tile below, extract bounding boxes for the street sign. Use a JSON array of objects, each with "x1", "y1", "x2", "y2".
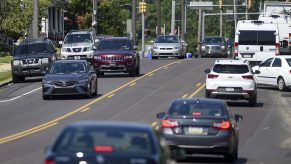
[{"x1": 188, "y1": 1, "x2": 213, "y2": 10}]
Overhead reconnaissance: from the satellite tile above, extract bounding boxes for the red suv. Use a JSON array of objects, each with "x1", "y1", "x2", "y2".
[{"x1": 92, "y1": 37, "x2": 140, "y2": 77}]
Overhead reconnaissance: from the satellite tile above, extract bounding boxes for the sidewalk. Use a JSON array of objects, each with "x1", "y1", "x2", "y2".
[{"x1": 0, "y1": 63, "x2": 11, "y2": 72}]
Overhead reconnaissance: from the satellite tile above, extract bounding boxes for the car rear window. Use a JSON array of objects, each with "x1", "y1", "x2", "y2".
[
  {"x1": 239, "y1": 30, "x2": 276, "y2": 45},
  {"x1": 168, "y1": 100, "x2": 227, "y2": 117},
  {"x1": 286, "y1": 58, "x2": 291, "y2": 66},
  {"x1": 53, "y1": 128, "x2": 155, "y2": 155},
  {"x1": 213, "y1": 64, "x2": 249, "y2": 74}
]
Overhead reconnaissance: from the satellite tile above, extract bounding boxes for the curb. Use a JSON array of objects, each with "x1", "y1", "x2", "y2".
[{"x1": 0, "y1": 80, "x2": 12, "y2": 88}]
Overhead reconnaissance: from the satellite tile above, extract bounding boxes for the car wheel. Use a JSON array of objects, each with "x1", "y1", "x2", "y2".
[
  {"x1": 86, "y1": 83, "x2": 92, "y2": 99},
  {"x1": 93, "y1": 79, "x2": 98, "y2": 96},
  {"x1": 12, "y1": 75, "x2": 24, "y2": 83},
  {"x1": 96, "y1": 71, "x2": 104, "y2": 77},
  {"x1": 224, "y1": 137, "x2": 237, "y2": 163},
  {"x1": 205, "y1": 90, "x2": 211, "y2": 98},
  {"x1": 248, "y1": 92, "x2": 257, "y2": 107},
  {"x1": 129, "y1": 67, "x2": 136, "y2": 77},
  {"x1": 135, "y1": 64, "x2": 140, "y2": 76},
  {"x1": 277, "y1": 77, "x2": 287, "y2": 91},
  {"x1": 42, "y1": 94, "x2": 50, "y2": 100},
  {"x1": 152, "y1": 56, "x2": 158, "y2": 60}
]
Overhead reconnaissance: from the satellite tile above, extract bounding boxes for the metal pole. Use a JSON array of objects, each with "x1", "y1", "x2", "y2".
[
  {"x1": 197, "y1": 7, "x2": 202, "y2": 57},
  {"x1": 233, "y1": 0, "x2": 237, "y2": 30},
  {"x1": 142, "y1": 0, "x2": 145, "y2": 57},
  {"x1": 157, "y1": 0, "x2": 161, "y2": 35},
  {"x1": 32, "y1": 0, "x2": 39, "y2": 38},
  {"x1": 220, "y1": 9, "x2": 223, "y2": 36},
  {"x1": 245, "y1": 0, "x2": 248, "y2": 20},
  {"x1": 185, "y1": 0, "x2": 187, "y2": 35},
  {"x1": 181, "y1": 0, "x2": 185, "y2": 40},
  {"x1": 132, "y1": 0, "x2": 136, "y2": 45},
  {"x1": 171, "y1": 0, "x2": 175, "y2": 35},
  {"x1": 92, "y1": 0, "x2": 97, "y2": 33},
  {"x1": 202, "y1": 11, "x2": 205, "y2": 40}
]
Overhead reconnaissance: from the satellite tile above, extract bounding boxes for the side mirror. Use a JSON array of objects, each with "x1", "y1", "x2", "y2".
[
  {"x1": 58, "y1": 41, "x2": 63, "y2": 45},
  {"x1": 204, "y1": 69, "x2": 211, "y2": 73},
  {"x1": 282, "y1": 40, "x2": 288, "y2": 48},
  {"x1": 234, "y1": 114, "x2": 243, "y2": 122},
  {"x1": 156, "y1": 112, "x2": 166, "y2": 119},
  {"x1": 255, "y1": 70, "x2": 260, "y2": 74},
  {"x1": 92, "y1": 45, "x2": 97, "y2": 51},
  {"x1": 134, "y1": 46, "x2": 138, "y2": 50}
]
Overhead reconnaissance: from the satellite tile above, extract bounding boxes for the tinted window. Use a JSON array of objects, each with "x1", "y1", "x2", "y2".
[
  {"x1": 271, "y1": 58, "x2": 281, "y2": 67},
  {"x1": 98, "y1": 40, "x2": 131, "y2": 50},
  {"x1": 260, "y1": 58, "x2": 273, "y2": 67},
  {"x1": 286, "y1": 58, "x2": 291, "y2": 66},
  {"x1": 168, "y1": 100, "x2": 227, "y2": 117},
  {"x1": 155, "y1": 36, "x2": 179, "y2": 43},
  {"x1": 49, "y1": 62, "x2": 87, "y2": 74},
  {"x1": 64, "y1": 34, "x2": 93, "y2": 44},
  {"x1": 239, "y1": 30, "x2": 257, "y2": 45},
  {"x1": 15, "y1": 43, "x2": 50, "y2": 55},
  {"x1": 213, "y1": 64, "x2": 249, "y2": 74},
  {"x1": 203, "y1": 37, "x2": 225, "y2": 44},
  {"x1": 53, "y1": 128, "x2": 154, "y2": 155},
  {"x1": 258, "y1": 31, "x2": 276, "y2": 45},
  {"x1": 239, "y1": 30, "x2": 275, "y2": 45}
]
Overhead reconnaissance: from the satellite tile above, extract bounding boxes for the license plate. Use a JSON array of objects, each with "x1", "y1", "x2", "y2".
[
  {"x1": 188, "y1": 127, "x2": 203, "y2": 134},
  {"x1": 74, "y1": 56, "x2": 81, "y2": 60},
  {"x1": 226, "y1": 88, "x2": 234, "y2": 92},
  {"x1": 109, "y1": 62, "x2": 116, "y2": 66},
  {"x1": 243, "y1": 54, "x2": 252, "y2": 58}
]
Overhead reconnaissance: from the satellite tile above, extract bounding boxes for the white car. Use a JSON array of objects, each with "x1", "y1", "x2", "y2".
[
  {"x1": 252, "y1": 56, "x2": 291, "y2": 91},
  {"x1": 205, "y1": 60, "x2": 257, "y2": 107}
]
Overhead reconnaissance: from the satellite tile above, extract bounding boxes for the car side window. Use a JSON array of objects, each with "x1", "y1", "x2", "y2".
[
  {"x1": 271, "y1": 58, "x2": 281, "y2": 67},
  {"x1": 260, "y1": 58, "x2": 273, "y2": 67}
]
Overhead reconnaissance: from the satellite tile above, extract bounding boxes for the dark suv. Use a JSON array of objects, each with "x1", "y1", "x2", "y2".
[
  {"x1": 11, "y1": 38, "x2": 57, "y2": 83},
  {"x1": 201, "y1": 36, "x2": 228, "y2": 58},
  {"x1": 92, "y1": 37, "x2": 140, "y2": 77}
]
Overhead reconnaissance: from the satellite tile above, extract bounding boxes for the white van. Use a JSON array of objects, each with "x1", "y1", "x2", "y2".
[{"x1": 234, "y1": 20, "x2": 280, "y2": 65}]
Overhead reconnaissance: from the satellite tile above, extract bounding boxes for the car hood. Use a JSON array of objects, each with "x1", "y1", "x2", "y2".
[
  {"x1": 96, "y1": 50, "x2": 132, "y2": 55},
  {"x1": 62, "y1": 43, "x2": 93, "y2": 48},
  {"x1": 43, "y1": 73, "x2": 89, "y2": 81},
  {"x1": 13, "y1": 53, "x2": 51, "y2": 60},
  {"x1": 153, "y1": 43, "x2": 181, "y2": 47}
]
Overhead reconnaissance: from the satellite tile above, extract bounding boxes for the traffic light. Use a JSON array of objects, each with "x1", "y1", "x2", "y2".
[
  {"x1": 219, "y1": 0, "x2": 224, "y2": 10},
  {"x1": 248, "y1": 0, "x2": 252, "y2": 10},
  {"x1": 139, "y1": 2, "x2": 147, "y2": 13}
]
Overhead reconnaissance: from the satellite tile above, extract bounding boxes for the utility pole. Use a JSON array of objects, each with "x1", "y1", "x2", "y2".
[
  {"x1": 32, "y1": 0, "x2": 39, "y2": 38},
  {"x1": 157, "y1": 0, "x2": 161, "y2": 35},
  {"x1": 171, "y1": 0, "x2": 175, "y2": 35},
  {"x1": 233, "y1": 0, "x2": 237, "y2": 30},
  {"x1": 197, "y1": 0, "x2": 202, "y2": 56},
  {"x1": 141, "y1": 1, "x2": 145, "y2": 56},
  {"x1": 181, "y1": 0, "x2": 185, "y2": 40},
  {"x1": 220, "y1": 9, "x2": 223, "y2": 36},
  {"x1": 92, "y1": 0, "x2": 97, "y2": 33},
  {"x1": 132, "y1": 0, "x2": 137, "y2": 45},
  {"x1": 245, "y1": 0, "x2": 248, "y2": 20}
]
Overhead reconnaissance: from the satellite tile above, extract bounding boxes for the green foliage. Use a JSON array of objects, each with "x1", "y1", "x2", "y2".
[
  {"x1": 0, "y1": 55, "x2": 12, "y2": 63},
  {"x1": 0, "y1": 71, "x2": 11, "y2": 83}
]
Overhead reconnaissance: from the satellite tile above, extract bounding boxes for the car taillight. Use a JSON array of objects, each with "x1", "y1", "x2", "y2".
[
  {"x1": 289, "y1": 33, "x2": 291, "y2": 45},
  {"x1": 94, "y1": 146, "x2": 114, "y2": 152},
  {"x1": 276, "y1": 43, "x2": 280, "y2": 55},
  {"x1": 207, "y1": 74, "x2": 219, "y2": 79},
  {"x1": 289, "y1": 70, "x2": 291, "y2": 74},
  {"x1": 162, "y1": 119, "x2": 180, "y2": 128},
  {"x1": 213, "y1": 120, "x2": 231, "y2": 130},
  {"x1": 44, "y1": 160, "x2": 55, "y2": 164},
  {"x1": 242, "y1": 75, "x2": 253, "y2": 80},
  {"x1": 234, "y1": 42, "x2": 239, "y2": 58}
]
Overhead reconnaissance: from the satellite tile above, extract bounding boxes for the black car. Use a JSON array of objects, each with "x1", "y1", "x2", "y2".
[
  {"x1": 156, "y1": 98, "x2": 242, "y2": 162},
  {"x1": 11, "y1": 38, "x2": 57, "y2": 83},
  {"x1": 42, "y1": 60, "x2": 97, "y2": 100},
  {"x1": 44, "y1": 121, "x2": 175, "y2": 164}
]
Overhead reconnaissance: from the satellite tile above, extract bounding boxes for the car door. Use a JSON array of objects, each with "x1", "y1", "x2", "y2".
[
  {"x1": 256, "y1": 58, "x2": 274, "y2": 84},
  {"x1": 269, "y1": 58, "x2": 282, "y2": 86}
]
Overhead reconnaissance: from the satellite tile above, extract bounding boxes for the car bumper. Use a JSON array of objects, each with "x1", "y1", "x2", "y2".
[
  {"x1": 12, "y1": 64, "x2": 50, "y2": 77},
  {"x1": 207, "y1": 89, "x2": 255, "y2": 100},
  {"x1": 42, "y1": 83, "x2": 90, "y2": 96},
  {"x1": 152, "y1": 49, "x2": 181, "y2": 57},
  {"x1": 61, "y1": 50, "x2": 94, "y2": 59},
  {"x1": 93, "y1": 60, "x2": 134, "y2": 73}
]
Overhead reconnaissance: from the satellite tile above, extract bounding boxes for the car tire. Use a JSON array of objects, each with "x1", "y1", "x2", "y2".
[
  {"x1": 224, "y1": 137, "x2": 237, "y2": 163},
  {"x1": 205, "y1": 90, "x2": 211, "y2": 98},
  {"x1": 152, "y1": 56, "x2": 158, "y2": 60},
  {"x1": 93, "y1": 79, "x2": 98, "y2": 96},
  {"x1": 42, "y1": 94, "x2": 50, "y2": 100},
  {"x1": 135, "y1": 64, "x2": 140, "y2": 76},
  {"x1": 129, "y1": 67, "x2": 136, "y2": 77},
  {"x1": 96, "y1": 71, "x2": 104, "y2": 77},
  {"x1": 12, "y1": 75, "x2": 24, "y2": 83},
  {"x1": 277, "y1": 77, "x2": 287, "y2": 91},
  {"x1": 249, "y1": 92, "x2": 257, "y2": 107},
  {"x1": 86, "y1": 83, "x2": 92, "y2": 99}
]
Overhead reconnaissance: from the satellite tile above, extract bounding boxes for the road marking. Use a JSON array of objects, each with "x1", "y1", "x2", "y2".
[
  {"x1": 0, "y1": 87, "x2": 41, "y2": 103},
  {"x1": 80, "y1": 107, "x2": 91, "y2": 113},
  {"x1": 148, "y1": 73, "x2": 154, "y2": 77},
  {"x1": 188, "y1": 83, "x2": 206, "y2": 98},
  {"x1": 107, "y1": 94, "x2": 115, "y2": 98},
  {"x1": 0, "y1": 122, "x2": 58, "y2": 144},
  {"x1": 196, "y1": 83, "x2": 201, "y2": 87},
  {"x1": 163, "y1": 66, "x2": 169, "y2": 69},
  {"x1": 129, "y1": 83, "x2": 136, "y2": 87},
  {"x1": 182, "y1": 94, "x2": 188, "y2": 98},
  {"x1": 0, "y1": 59, "x2": 187, "y2": 144},
  {"x1": 176, "y1": 61, "x2": 181, "y2": 64}
]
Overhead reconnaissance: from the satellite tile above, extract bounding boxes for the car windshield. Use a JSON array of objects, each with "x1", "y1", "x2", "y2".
[
  {"x1": 213, "y1": 64, "x2": 249, "y2": 74},
  {"x1": 203, "y1": 37, "x2": 225, "y2": 44},
  {"x1": 49, "y1": 62, "x2": 87, "y2": 74},
  {"x1": 14, "y1": 43, "x2": 50, "y2": 55},
  {"x1": 64, "y1": 34, "x2": 93, "y2": 44},
  {"x1": 53, "y1": 127, "x2": 155, "y2": 155},
  {"x1": 98, "y1": 40, "x2": 131, "y2": 50},
  {"x1": 168, "y1": 100, "x2": 227, "y2": 117},
  {"x1": 286, "y1": 58, "x2": 291, "y2": 66},
  {"x1": 155, "y1": 36, "x2": 179, "y2": 43}
]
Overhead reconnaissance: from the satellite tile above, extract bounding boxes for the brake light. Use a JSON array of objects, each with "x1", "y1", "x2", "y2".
[
  {"x1": 192, "y1": 112, "x2": 202, "y2": 116},
  {"x1": 162, "y1": 119, "x2": 180, "y2": 128},
  {"x1": 234, "y1": 42, "x2": 239, "y2": 58},
  {"x1": 44, "y1": 160, "x2": 56, "y2": 164},
  {"x1": 276, "y1": 43, "x2": 280, "y2": 55},
  {"x1": 290, "y1": 70, "x2": 291, "y2": 74},
  {"x1": 207, "y1": 74, "x2": 219, "y2": 79},
  {"x1": 242, "y1": 75, "x2": 253, "y2": 80},
  {"x1": 289, "y1": 33, "x2": 291, "y2": 45},
  {"x1": 213, "y1": 120, "x2": 231, "y2": 130},
  {"x1": 94, "y1": 146, "x2": 114, "y2": 152}
]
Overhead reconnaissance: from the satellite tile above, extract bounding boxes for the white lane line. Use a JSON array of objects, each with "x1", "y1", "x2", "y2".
[{"x1": 0, "y1": 87, "x2": 41, "y2": 103}]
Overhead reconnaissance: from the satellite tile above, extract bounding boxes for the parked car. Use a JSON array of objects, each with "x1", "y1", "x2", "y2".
[
  {"x1": 11, "y1": 38, "x2": 57, "y2": 83},
  {"x1": 200, "y1": 36, "x2": 228, "y2": 58},
  {"x1": 44, "y1": 121, "x2": 176, "y2": 164},
  {"x1": 60, "y1": 30, "x2": 98, "y2": 60},
  {"x1": 152, "y1": 35, "x2": 186, "y2": 59},
  {"x1": 42, "y1": 60, "x2": 97, "y2": 100},
  {"x1": 205, "y1": 59, "x2": 257, "y2": 107},
  {"x1": 92, "y1": 37, "x2": 140, "y2": 77},
  {"x1": 156, "y1": 98, "x2": 243, "y2": 162},
  {"x1": 252, "y1": 56, "x2": 291, "y2": 91}
]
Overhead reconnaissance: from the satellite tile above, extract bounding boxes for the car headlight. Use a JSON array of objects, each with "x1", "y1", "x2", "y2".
[
  {"x1": 152, "y1": 46, "x2": 158, "y2": 50},
  {"x1": 42, "y1": 58, "x2": 49, "y2": 64},
  {"x1": 84, "y1": 47, "x2": 92, "y2": 52},
  {"x1": 174, "y1": 47, "x2": 180, "y2": 50},
  {"x1": 124, "y1": 55, "x2": 133, "y2": 60},
  {"x1": 221, "y1": 46, "x2": 226, "y2": 50},
  {"x1": 201, "y1": 46, "x2": 206, "y2": 50},
  {"x1": 61, "y1": 48, "x2": 69, "y2": 52},
  {"x1": 78, "y1": 79, "x2": 88, "y2": 84},
  {"x1": 43, "y1": 80, "x2": 53, "y2": 84},
  {"x1": 93, "y1": 55, "x2": 102, "y2": 60},
  {"x1": 13, "y1": 60, "x2": 21, "y2": 66}
]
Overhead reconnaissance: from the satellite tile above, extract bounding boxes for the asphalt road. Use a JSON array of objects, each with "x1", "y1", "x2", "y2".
[{"x1": 0, "y1": 58, "x2": 291, "y2": 164}]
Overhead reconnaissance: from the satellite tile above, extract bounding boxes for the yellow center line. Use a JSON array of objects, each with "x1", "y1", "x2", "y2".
[
  {"x1": 129, "y1": 83, "x2": 136, "y2": 87},
  {"x1": 182, "y1": 94, "x2": 188, "y2": 98},
  {"x1": 151, "y1": 122, "x2": 158, "y2": 127},
  {"x1": 80, "y1": 107, "x2": 91, "y2": 113},
  {"x1": 148, "y1": 73, "x2": 154, "y2": 77},
  {"x1": 196, "y1": 83, "x2": 201, "y2": 87},
  {"x1": 188, "y1": 83, "x2": 206, "y2": 98},
  {"x1": 107, "y1": 94, "x2": 115, "y2": 98},
  {"x1": 163, "y1": 66, "x2": 169, "y2": 69},
  {"x1": 0, "y1": 59, "x2": 187, "y2": 144}
]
